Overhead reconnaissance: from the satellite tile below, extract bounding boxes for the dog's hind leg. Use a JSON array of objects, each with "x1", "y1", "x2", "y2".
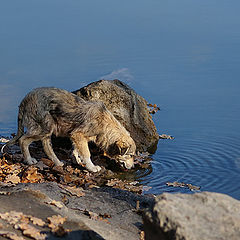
[
  {"x1": 71, "y1": 133, "x2": 101, "y2": 172},
  {"x1": 42, "y1": 137, "x2": 64, "y2": 167},
  {"x1": 19, "y1": 135, "x2": 40, "y2": 165}
]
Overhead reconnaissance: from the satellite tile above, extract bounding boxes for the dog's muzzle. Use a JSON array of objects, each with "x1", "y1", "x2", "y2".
[{"x1": 119, "y1": 155, "x2": 134, "y2": 169}]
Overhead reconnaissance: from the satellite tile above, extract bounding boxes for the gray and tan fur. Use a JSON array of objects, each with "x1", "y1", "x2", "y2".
[{"x1": 1, "y1": 87, "x2": 136, "y2": 172}]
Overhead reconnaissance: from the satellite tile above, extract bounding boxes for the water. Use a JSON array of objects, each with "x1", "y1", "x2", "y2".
[{"x1": 1, "y1": 0, "x2": 240, "y2": 199}]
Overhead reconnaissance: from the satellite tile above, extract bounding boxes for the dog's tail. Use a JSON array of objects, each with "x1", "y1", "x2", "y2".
[{"x1": 1, "y1": 109, "x2": 24, "y2": 154}]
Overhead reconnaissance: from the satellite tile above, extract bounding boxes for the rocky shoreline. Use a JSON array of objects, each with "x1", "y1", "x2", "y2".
[
  {"x1": 1, "y1": 170, "x2": 240, "y2": 240},
  {"x1": 1, "y1": 80, "x2": 239, "y2": 240},
  {"x1": 0, "y1": 138, "x2": 154, "y2": 240}
]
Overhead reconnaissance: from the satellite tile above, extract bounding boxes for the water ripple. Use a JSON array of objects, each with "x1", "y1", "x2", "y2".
[{"x1": 140, "y1": 135, "x2": 240, "y2": 199}]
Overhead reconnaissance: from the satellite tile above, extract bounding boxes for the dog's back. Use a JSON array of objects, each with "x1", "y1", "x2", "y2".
[{"x1": 19, "y1": 87, "x2": 87, "y2": 137}]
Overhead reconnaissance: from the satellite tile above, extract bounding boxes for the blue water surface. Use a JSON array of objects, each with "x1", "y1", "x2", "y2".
[{"x1": 1, "y1": 0, "x2": 240, "y2": 199}]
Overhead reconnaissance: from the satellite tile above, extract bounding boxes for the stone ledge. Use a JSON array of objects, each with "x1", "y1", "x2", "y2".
[{"x1": 143, "y1": 192, "x2": 240, "y2": 240}]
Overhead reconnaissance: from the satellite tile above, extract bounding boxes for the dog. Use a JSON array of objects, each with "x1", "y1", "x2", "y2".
[{"x1": 1, "y1": 87, "x2": 136, "y2": 172}]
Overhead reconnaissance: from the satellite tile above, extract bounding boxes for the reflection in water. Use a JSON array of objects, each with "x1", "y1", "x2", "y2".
[
  {"x1": 1, "y1": 0, "x2": 240, "y2": 199},
  {"x1": 100, "y1": 68, "x2": 134, "y2": 84}
]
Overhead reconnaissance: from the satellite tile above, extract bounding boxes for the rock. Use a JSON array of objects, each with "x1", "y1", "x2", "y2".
[
  {"x1": 143, "y1": 192, "x2": 240, "y2": 240},
  {"x1": 73, "y1": 79, "x2": 159, "y2": 153},
  {"x1": 0, "y1": 182, "x2": 153, "y2": 240}
]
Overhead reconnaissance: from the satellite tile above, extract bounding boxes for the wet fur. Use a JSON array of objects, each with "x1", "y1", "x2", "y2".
[{"x1": 1, "y1": 87, "x2": 136, "y2": 172}]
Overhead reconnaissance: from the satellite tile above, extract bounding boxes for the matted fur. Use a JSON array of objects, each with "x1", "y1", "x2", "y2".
[{"x1": 1, "y1": 87, "x2": 136, "y2": 172}]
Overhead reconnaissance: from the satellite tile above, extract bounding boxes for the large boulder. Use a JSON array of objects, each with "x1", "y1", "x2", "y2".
[
  {"x1": 143, "y1": 192, "x2": 240, "y2": 240},
  {"x1": 73, "y1": 79, "x2": 159, "y2": 153}
]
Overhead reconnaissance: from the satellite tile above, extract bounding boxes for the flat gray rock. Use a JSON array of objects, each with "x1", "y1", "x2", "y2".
[
  {"x1": 0, "y1": 182, "x2": 153, "y2": 240},
  {"x1": 143, "y1": 192, "x2": 240, "y2": 240}
]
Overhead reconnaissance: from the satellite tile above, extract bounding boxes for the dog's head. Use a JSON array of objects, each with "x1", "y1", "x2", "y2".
[{"x1": 105, "y1": 137, "x2": 136, "y2": 169}]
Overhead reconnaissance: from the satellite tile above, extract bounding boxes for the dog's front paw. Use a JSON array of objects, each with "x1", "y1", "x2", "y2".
[
  {"x1": 24, "y1": 157, "x2": 38, "y2": 165},
  {"x1": 88, "y1": 165, "x2": 102, "y2": 173}
]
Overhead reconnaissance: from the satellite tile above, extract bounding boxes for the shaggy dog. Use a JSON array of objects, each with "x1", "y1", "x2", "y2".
[{"x1": 1, "y1": 87, "x2": 136, "y2": 172}]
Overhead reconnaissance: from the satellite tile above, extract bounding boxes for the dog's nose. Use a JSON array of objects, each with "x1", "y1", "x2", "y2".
[{"x1": 124, "y1": 159, "x2": 134, "y2": 169}]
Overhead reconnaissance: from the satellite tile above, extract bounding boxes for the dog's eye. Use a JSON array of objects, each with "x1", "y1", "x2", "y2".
[{"x1": 120, "y1": 162, "x2": 125, "y2": 168}]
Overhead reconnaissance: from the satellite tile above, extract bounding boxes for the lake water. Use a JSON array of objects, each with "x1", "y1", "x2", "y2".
[{"x1": 1, "y1": 0, "x2": 240, "y2": 199}]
